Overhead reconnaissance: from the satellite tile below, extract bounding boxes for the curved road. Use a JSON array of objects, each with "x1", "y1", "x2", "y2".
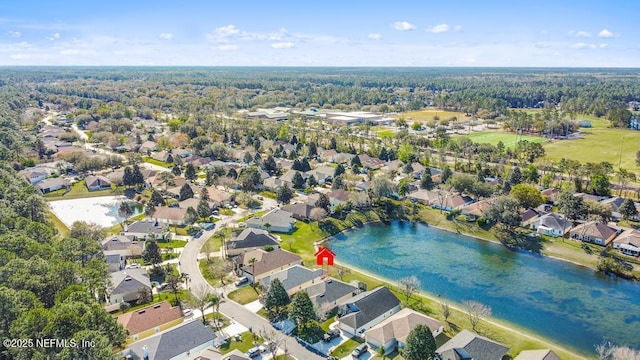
[{"x1": 179, "y1": 211, "x2": 325, "y2": 360}]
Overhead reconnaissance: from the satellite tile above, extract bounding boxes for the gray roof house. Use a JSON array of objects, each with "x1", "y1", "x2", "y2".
[
  {"x1": 437, "y1": 329, "x2": 509, "y2": 360},
  {"x1": 337, "y1": 286, "x2": 401, "y2": 337},
  {"x1": 126, "y1": 321, "x2": 216, "y2": 360},
  {"x1": 304, "y1": 278, "x2": 360, "y2": 313},
  {"x1": 282, "y1": 202, "x2": 315, "y2": 221},
  {"x1": 259, "y1": 265, "x2": 323, "y2": 294},
  {"x1": 366, "y1": 308, "x2": 444, "y2": 356},
  {"x1": 108, "y1": 269, "x2": 152, "y2": 305},
  {"x1": 124, "y1": 220, "x2": 169, "y2": 241},
  {"x1": 530, "y1": 213, "x2": 572, "y2": 237},
  {"x1": 101, "y1": 235, "x2": 143, "y2": 256},
  {"x1": 227, "y1": 228, "x2": 280, "y2": 257},
  {"x1": 85, "y1": 175, "x2": 112, "y2": 191},
  {"x1": 245, "y1": 208, "x2": 296, "y2": 233},
  {"x1": 104, "y1": 250, "x2": 126, "y2": 272},
  {"x1": 35, "y1": 177, "x2": 70, "y2": 193}
]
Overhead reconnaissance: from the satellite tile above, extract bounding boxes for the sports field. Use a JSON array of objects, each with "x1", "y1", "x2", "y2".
[
  {"x1": 464, "y1": 131, "x2": 547, "y2": 148},
  {"x1": 396, "y1": 109, "x2": 470, "y2": 122}
]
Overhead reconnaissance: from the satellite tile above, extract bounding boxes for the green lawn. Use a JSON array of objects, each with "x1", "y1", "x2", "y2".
[
  {"x1": 158, "y1": 240, "x2": 187, "y2": 249},
  {"x1": 111, "y1": 290, "x2": 189, "y2": 316},
  {"x1": 199, "y1": 257, "x2": 231, "y2": 287},
  {"x1": 143, "y1": 156, "x2": 173, "y2": 168},
  {"x1": 463, "y1": 131, "x2": 547, "y2": 148},
  {"x1": 396, "y1": 109, "x2": 470, "y2": 122},
  {"x1": 330, "y1": 337, "x2": 365, "y2": 358},
  {"x1": 46, "y1": 209, "x2": 69, "y2": 237},
  {"x1": 227, "y1": 285, "x2": 260, "y2": 305},
  {"x1": 258, "y1": 190, "x2": 277, "y2": 199},
  {"x1": 543, "y1": 126, "x2": 640, "y2": 171},
  {"x1": 377, "y1": 128, "x2": 396, "y2": 139},
  {"x1": 219, "y1": 332, "x2": 264, "y2": 354},
  {"x1": 237, "y1": 210, "x2": 266, "y2": 223},
  {"x1": 45, "y1": 180, "x2": 123, "y2": 200}
]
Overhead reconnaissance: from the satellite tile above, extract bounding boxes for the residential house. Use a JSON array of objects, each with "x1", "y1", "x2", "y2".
[
  {"x1": 125, "y1": 321, "x2": 216, "y2": 360},
  {"x1": 514, "y1": 349, "x2": 562, "y2": 360},
  {"x1": 105, "y1": 250, "x2": 126, "y2": 272},
  {"x1": 574, "y1": 192, "x2": 607, "y2": 203},
  {"x1": 612, "y1": 228, "x2": 640, "y2": 256},
  {"x1": 600, "y1": 197, "x2": 625, "y2": 220},
  {"x1": 380, "y1": 160, "x2": 403, "y2": 175},
  {"x1": 35, "y1": 177, "x2": 70, "y2": 193},
  {"x1": 530, "y1": 213, "x2": 572, "y2": 237},
  {"x1": 108, "y1": 268, "x2": 152, "y2": 305},
  {"x1": 263, "y1": 177, "x2": 284, "y2": 191},
  {"x1": 407, "y1": 162, "x2": 426, "y2": 178},
  {"x1": 358, "y1": 154, "x2": 385, "y2": 170},
  {"x1": 333, "y1": 152, "x2": 356, "y2": 164},
  {"x1": 152, "y1": 150, "x2": 172, "y2": 163},
  {"x1": 306, "y1": 165, "x2": 335, "y2": 184},
  {"x1": 280, "y1": 169, "x2": 306, "y2": 187},
  {"x1": 365, "y1": 308, "x2": 444, "y2": 355},
  {"x1": 521, "y1": 208, "x2": 544, "y2": 228},
  {"x1": 245, "y1": 208, "x2": 296, "y2": 233},
  {"x1": 19, "y1": 168, "x2": 48, "y2": 184},
  {"x1": 541, "y1": 188, "x2": 561, "y2": 204},
  {"x1": 85, "y1": 175, "x2": 112, "y2": 191},
  {"x1": 327, "y1": 190, "x2": 351, "y2": 211},
  {"x1": 138, "y1": 141, "x2": 157, "y2": 154},
  {"x1": 569, "y1": 221, "x2": 619, "y2": 246},
  {"x1": 167, "y1": 182, "x2": 199, "y2": 200},
  {"x1": 320, "y1": 149, "x2": 339, "y2": 163},
  {"x1": 178, "y1": 198, "x2": 203, "y2": 211},
  {"x1": 432, "y1": 193, "x2": 474, "y2": 212},
  {"x1": 437, "y1": 330, "x2": 509, "y2": 360},
  {"x1": 337, "y1": 286, "x2": 401, "y2": 337},
  {"x1": 124, "y1": 220, "x2": 169, "y2": 241},
  {"x1": 304, "y1": 278, "x2": 360, "y2": 315},
  {"x1": 186, "y1": 348, "x2": 251, "y2": 360},
  {"x1": 282, "y1": 202, "x2": 315, "y2": 221},
  {"x1": 152, "y1": 207, "x2": 187, "y2": 226},
  {"x1": 238, "y1": 249, "x2": 302, "y2": 283},
  {"x1": 460, "y1": 199, "x2": 492, "y2": 221},
  {"x1": 204, "y1": 187, "x2": 234, "y2": 206},
  {"x1": 407, "y1": 189, "x2": 439, "y2": 205},
  {"x1": 118, "y1": 301, "x2": 184, "y2": 342},
  {"x1": 258, "y1": 265, "x2": 323, "y2": 295},
  {"x1": 227, "y1": 228, "x2": 280, "y2": 257}
]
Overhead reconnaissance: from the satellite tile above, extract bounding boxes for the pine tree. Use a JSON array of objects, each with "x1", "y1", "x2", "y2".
[
  {"x1": 334, "y1": 164, "x2": 345, "y2": 177},
  {"x1": 276, "y1": 184, "x2": 294, "y2": 205},
  {"x1": 289, "y1": 291, "x2": 316, "y2": 330},
  {"x1": 420, "y1": 173, "x2": 434, "y2": 190},
  {"x1": 143, "y1": 240, "x2": 162, "y2": 265},
  {"x1": 132, "y1": 163, "x2": 144, "y2": 185},
  {"x1": 150, "y1": 189, "x2": 165, "y2": 206},
  {"x1": 185, "y1": 163, "x2": 196, "y2": 181},
  {"x1": 198, "y1": 197, "x2": 211, "y2": 218},
  {"x1": 402, "y1": 324, "x2": 437, "y2": 360},
  {"x1": 264, "y1": 278, "x2": 290, "y2": 319},
  {"x1": 307, "y1": 174, "x2": 318, "y2": 188},
  {"x1": 292, "y1": 171, "x2": 305, "y2": 189},
  {"x1": 180, "y1": 183, "x2": 194, "y2": 200},
  {"x1": 316, "y1": 193, "x2": 331, "y2": 212}
]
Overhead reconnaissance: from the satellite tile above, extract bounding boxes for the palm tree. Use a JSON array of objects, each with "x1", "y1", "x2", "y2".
[
  {"x1": 248, "y1": 257, "x2": 257, "y2": 286},
  {"x1": 159, "y1": 171, "x2": 175, "y2": 194}
]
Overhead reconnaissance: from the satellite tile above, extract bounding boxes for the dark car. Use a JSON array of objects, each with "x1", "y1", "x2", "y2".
[
  {"x1": 351, "y1": 343, "x2": 368, "y2": 358},
  {"x1": 323, "y1": 329, "x2": 340, "y2": 342}
]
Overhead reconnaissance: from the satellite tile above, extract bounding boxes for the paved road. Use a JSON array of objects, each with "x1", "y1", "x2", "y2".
[{"x1": 179, "y1": 212, "x2": 325, "y2": 360}]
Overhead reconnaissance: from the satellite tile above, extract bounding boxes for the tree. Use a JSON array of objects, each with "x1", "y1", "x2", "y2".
[
  {"x1": 316, "y1": 193, "x2": 331, "y2": 212},
  {"x1": 619, "y1": 198, "x2": 638, "y2": 220},
  {"x1": 397, "y1": 143, "x2": 416, "y2": 163},
  {"x1": 331, "y1": 175, "x2": 346, "y2": 190},
  {"x1": 307, "y1": 174, "x2": 318, "y2": 188},
  {"x1": 123, "y1": 166, "x2": 134, "y2": 187},
  {"x1": 463, "y1": 300, "x2": 492, "y2": 331},
  {"x1": 276, "y1": 184, "x2": 294, "y2": 205},
  {"x1": 590, "y1": 173, "x2": 611, "y2": 196},
  {"x1": 117, "y1": 201, "x2": 133, "y2": 227},
  {"x1": 159, "y1": 171, "x2": 175, "y2": 194},
  {"x1": 165, "y1": 273, "x2": 182, "y2": 304},
  {"x1": 171, "y1": 165, "x2": 182, "y2": 176},
  {"x1": 334, "y1": 164, "x2": 345, "y2": 177},
  {"x1": 145, "y1": 201, "x2": 156, "y2": 217},
  {"x1": 510, "y1": 184, "x2": 544, "y2": 209},
  {"x1": 483, "y1": 196, "x2": 522, "y2": 229},
  {"x1": 197, "y1": 197, "x2": 211, "y2": 219},
  {"x1": 180, "y1": 183, "x2": 194, "y2": 200},
  {"x1": 187, "y1": 285, "x2": 219, "y2": 325},
  {"x1": 185, "y1": 163, "x2": 197, "y2": 181},
  {"x1": 371, "y1": 176, "x2": 396, "y2": 201},
  {"x1": 132, "y1": 163, "x2": 144, "y2": 185},
  {"x1": 263, "y1": 278, "x2": 290, "y2": 319},
  {"x1": 310, "y1": 207, "x2": 327, "y2": 224},
  {"x1": 239, "y1": 167, "x2": 261, "y2": 192},
  {"x1": 441, "y1": 301, "x2": 451, "y2": 322},
  {"x1": 420, "y1": 172, "x2": 434, "y2": 190},
  {"x1": 136, "y1": 287, "x2": 152, "y2": 304},
  {"x1": 441, "y1": 166, "x2": 452, "y2": 183},
  {"x1": 289, "y1": 291, "x2": 316, "y2": 330},
  {"x1": 398, "y1": 178, "x2": 410, "y2": 197},
  {"x1": 263, "y1": 155, "x2": 278, "y2": 174},
  {"x1": 69, "y1": 221, "x2": 106, "y2": 242},
  {"x1": 142, "y1": 240, "x2": 162, "y2": 265},
  {"x1": 558, "y1": 191, "x2": 587, "y2": 221},
  {"x1": 185, "y1": 206, "x2": 198, "y2": 225},
  {"x1": 402, "y1": 324, "x2": 437, "y2": 360},
  {"x1": 150, "y1": 189, "x2": 165, "y2": 206},
  {"x1": 292, "y1": 171, "x2": 305, "y2": 189},
  {"x1": 399, "y1": 276, "x2": 420, "y2": 303},
  {"x1": 508, "y1": 166, "x2": 522, "y2": 185}
]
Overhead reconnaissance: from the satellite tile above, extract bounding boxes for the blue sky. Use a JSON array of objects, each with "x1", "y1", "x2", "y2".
[{"x1": 0, "y1": 0, "x2": 637, "y2": 66}]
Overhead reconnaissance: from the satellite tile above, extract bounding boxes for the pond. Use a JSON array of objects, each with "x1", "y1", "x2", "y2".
[
  {"x1": 328, "y1": 221, "x2": 640, "y2": 356},
  {"x1": 48, "y1": 196, "x2": 143, "y2": 228}
]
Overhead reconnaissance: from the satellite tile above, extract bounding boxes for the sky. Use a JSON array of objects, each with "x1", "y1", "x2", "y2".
[{"x1": 0, "y1": 0, "x2": 638, "y2": 67}]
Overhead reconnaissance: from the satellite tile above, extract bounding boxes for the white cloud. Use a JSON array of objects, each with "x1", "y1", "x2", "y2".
[
  {"x1": 8, "y1": 30, "x2": 21, "y2": 38},
  {"x1": 47, "y1": 32, "x2": 60, "y2": 40},
  {"x1": 208, "y1": 24, "x2": 241, "y2": 42},
  {"x1": 392, "y1": 21, "x2": 415, "y2": 31},
  {"x1": 271, "y1": 42, "x2": 294, "y2": 49},
  {"x1": 571, "y1": 42, "x2": 596, "y2": 49},
  {"x1": 600, "y1": 43, "x2": 608, "y2": 48},
  {"x1": 10, "y1": 53, "x2": 31, "y2": 59},
  {"x1": 427, "y1": 24, "x2": 450, "y2": 33},
  {"x1": 368, "y1": 33, "x2": 382, "y2": 40},
  {"x1": 217, "y1": 44, "x2": 238, "y2": 51},
  {"x1": 569, "y1": 30, "x2": 591, "y2": 38},
  {"x1": 159, "y1": 33, "x2": 174, "y2": 40},
  {"x1": 454, "y1": 25, "x2": 462, "y2": 32},
  {"x1": 598, "y1": 29, "x2": 615, "y2": 38}
]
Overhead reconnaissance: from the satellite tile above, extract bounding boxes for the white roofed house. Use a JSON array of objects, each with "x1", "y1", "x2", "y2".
[
  {"x1": 35, "y1": 177, "x2": 70, "y2": 194},
  {"x1": 152, "y1": 207, "x2": 187, "y2": 226},
  {"x1": 124, "y1": 220, "x2": 170, "y2": 241},
  {"x1": 245, "y1": 208, "x2": 296, "y2": 233},
  {"x1": 613, "y1": 228, "x2": 640, "y2": 257},
  {"x1": 530, "y1": 213, "x2": 571, "y2": 237}
]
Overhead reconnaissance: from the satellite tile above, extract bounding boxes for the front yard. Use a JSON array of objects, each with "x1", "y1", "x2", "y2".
[{"x1": 227, "y1": 285, "x2": 261, "y2": 305}]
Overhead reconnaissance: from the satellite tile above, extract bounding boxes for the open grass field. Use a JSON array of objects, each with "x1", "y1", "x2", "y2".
[
  {"x1": 543, "y1": 126, "x2": 640, "y2": 171},
  {"x1": 463, "y1": 131, "x2": 547, "y2": 148},
  {"x1": 46, "y1": 209, "x2": 69, "y2": 236},
  {"x1": 396, "y1": 109, "x2": 470, "y2": 122}
]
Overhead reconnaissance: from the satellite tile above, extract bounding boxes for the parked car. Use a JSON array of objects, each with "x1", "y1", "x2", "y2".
[
  {"x1": 234, "y1": 276, "x2": 249, "y2": 287},
  {"x1": 193, "y1": 230, "x2": 203, "y2": 238},
  {"x1": 351, "y1": 343, "x2": 368, "y2": 358},
  {"x1": 323, "y1": 329, "x2": 340, "y2": 342},
  {"x1": 258, "y1": 340, "x2": 274, "y2": 353},
  {"x1": 246, "y1": 347, "x2": 261, "y2": 358}
]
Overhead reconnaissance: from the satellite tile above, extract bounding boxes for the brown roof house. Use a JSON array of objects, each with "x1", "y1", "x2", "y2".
[
  {"x1": 569, "y1": 221, "x2": 619, "y2": 246},
  {"x1": 152, "y1": 207, "x2": 187, "y2": 226},
  {"x1": 238, "y1": 249, "x2": 302, "y2": 283},
  {"x1": 365, "y1": 308, "x2": 444, "y2": 356},
  {"x1": 460, "y1": 199, "x2": 492, "y2": 221},
  {"x1": 85, "y1": 175, "x2": 112, "y2": 191},
  {"x1": 117, "y1": 301, "x2": 183, "y2": 342},
  {"x1": 612, "y1": 228, "x2": 640, "y2": 257},
  {"x1": 514, "y1": 349, "x2": 562, "y2": 360},
  {"x1": 282, "y1": 202, "x2": 315, "y2": 221}
]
